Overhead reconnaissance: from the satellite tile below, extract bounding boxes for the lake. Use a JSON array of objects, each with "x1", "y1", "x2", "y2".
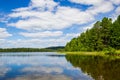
[{"x1": 0, "y1": 52, "x2": 120, "y2": 80}]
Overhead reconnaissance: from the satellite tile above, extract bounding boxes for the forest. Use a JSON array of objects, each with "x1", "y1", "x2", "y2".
[
  {"x1": 65, "y1": 15, "x2": 120, "y2": 52},
  {"x1": 0, "y1": 46, "x2": 64, "y2": 52}
]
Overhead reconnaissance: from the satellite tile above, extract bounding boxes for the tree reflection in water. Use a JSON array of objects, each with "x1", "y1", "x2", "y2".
[{"x1": 65, "y1": 54, "x2": 120, "y2": 80}]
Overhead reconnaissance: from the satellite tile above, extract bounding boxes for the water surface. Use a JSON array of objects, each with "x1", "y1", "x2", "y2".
[{"x1": 0, "y1": 52, "x2": 120, "y2": 80}]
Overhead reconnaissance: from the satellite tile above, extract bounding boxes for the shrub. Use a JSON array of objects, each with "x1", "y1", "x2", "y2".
[{"x1": 104, "y1": 47, "x2": 116, "y2": 55}]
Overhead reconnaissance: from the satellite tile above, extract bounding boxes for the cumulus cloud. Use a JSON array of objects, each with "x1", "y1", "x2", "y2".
[
  {"x1": 115, "y1": 6, "x2": 120, "y2": 15},
  {"x1": 0, "y1": 38, "x2": 67, "y2": 48},
  {"x1": 8, "y1": 0, "x2": 94, "y2": 31},
  {"x1": 82, "y1": 22, "x2": 96, "y2": 31},
  {"x1": 70, "y1": 0, "x2": 120, "y2": 6},
  {"x1": 0, "y1": 28, "x2": 12, "y2": 39},
  {"x1": 70, "y1": 0, "x2": 114, "y2": 15},
  {"x1": 70, "y1": 0, "x2": 103, "y2": 5},
  {"x1": 110, "y1": 0, "x2": 120, "y2": 5},
  {"x1": 86, "y1": 1, "x2": 114, "y2": 15},
  {"x1": 65, "y1": 33, "x2": 79, "y2": 38},
  {"x1": 111, "y1": 6, "x2": 120, "y2": 21},
  {"x1": 8, "y1": 0, "x2": 116, "y2": 31},
  {"x1": 20, "y1": 31, "x2": 63, "y2": 38},
  {"x1": 0, "y1": 32, "x2": 79, "y2": 48},
  {"x1": 30, "y1": 0, "x2": 58, "y2": 11}
]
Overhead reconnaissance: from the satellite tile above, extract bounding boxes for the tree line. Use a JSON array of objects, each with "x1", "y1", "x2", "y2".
[
  {"x1": 65, "y1": 15, "x2": 120, "y2": 51},
  {"x1": 0, "y1": 46, "x2": 64, "y2": 52}
]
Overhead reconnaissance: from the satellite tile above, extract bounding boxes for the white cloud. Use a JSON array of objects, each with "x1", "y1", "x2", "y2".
[
  {"x1": 111, "y1": 6, "x2": 120, "y2": 21},
  {"x1": 70, "y1": 0, "x2": 114, "y2": 15},
  {"x1": 0, "y1": 28, "x2": 12, "y2": 39},
  {"x1": 110, "y1": 0, "x2": 120, "y2": 5},
  {"x1": 82, "y1": 23, "x2": 95, "y2": 31},
  {"x1": 31, "y1": 0, "x2": 58, "y2": 11},
  {"x1": 8, "y1": 0, "x2": 115, "y2": 31},
  {"x1": 65, "y1": 33, "x2": 80, "y2": 38},
  {"x1": 70, "y1": 0, "x2": 120, "y2": 6},
  {"x1": 0, "y1": 32, "x2": 80, "y2": 48},
  {"x1": 8, "y1": 0, "x2": 94, "y2": 31},
  {"x1": 70, "y1": 0, "x2": 103, "y2": 5},
  {"x1": 86, "y1": 1, "x2": 114, "y2": 15},
  {"x1": 0, "y1": 39, "x2": 67, "y2": 48},
  {"x1": 57, "y1": 7, "x2": 94, "y2": 24},
  {"x1": 20, "y1": 31, "x2": 63, "y2": 38},
  {"x1": 115, "y1": 6, "x2": 120, "y2": 15}
]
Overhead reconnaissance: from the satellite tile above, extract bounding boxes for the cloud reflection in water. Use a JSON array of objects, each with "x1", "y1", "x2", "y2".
[{"x1": 0, "y1": 52, "x2": 93, "y2": 80}]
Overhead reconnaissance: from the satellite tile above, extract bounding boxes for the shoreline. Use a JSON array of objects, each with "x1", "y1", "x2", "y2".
[{"x1": 59, "y1": 51, "x2": 120, "y2": 58}]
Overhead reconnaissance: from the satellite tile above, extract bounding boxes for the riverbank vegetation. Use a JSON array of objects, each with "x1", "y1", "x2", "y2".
[
  {"x1": 64, "y1": 51, "x2": 120, "y2": 57},
  {"x1": 0, "y1": 46, "x2": 64, "y2": 52},
  {"x1": 65, "y1": 15, "x2": 120, "y2": 55}
]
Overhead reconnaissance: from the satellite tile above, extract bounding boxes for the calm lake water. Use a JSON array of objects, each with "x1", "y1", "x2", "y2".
[{"x1": 0, "y1": 52, "x2": 120, "y2": 80}]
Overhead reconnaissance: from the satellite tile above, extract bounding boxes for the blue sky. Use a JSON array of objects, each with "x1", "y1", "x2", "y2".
[{"x1": 0, "y1": 0, "x2": 120, "y2": 48}]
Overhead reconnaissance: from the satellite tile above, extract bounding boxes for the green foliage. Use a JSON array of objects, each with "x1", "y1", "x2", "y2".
[
  {"x1": 0, "y1": 48, "x2": 53, "y2": 52},
  {"x1": 0, "y1": 46, "x2": 65, "y2": 52},
  {"x1": 104, "y1": 47, "x2": 116, "y2": 55},
  {"x1": 65, "y1": 15, "x2": 120, "y2": 53},
  {"x1": 110, "y1": 15, "x2": 120, "y2": 49}
]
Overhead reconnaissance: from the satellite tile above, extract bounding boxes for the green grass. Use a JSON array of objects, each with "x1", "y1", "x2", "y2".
[
  {"x1": 116, "y1": 50, "x2": 120, "y2": 53},
  {"x1": 60, "y1": 50, "x2": 120, "y2": 58},
  {"x1": 63, "y1": 51, "x2": 105, "y2": 56}
]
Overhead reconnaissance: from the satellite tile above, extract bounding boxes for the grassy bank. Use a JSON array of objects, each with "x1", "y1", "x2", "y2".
[
  {"x1": 64, "y1": 51, "x2": 105, "y2": 56},
  {"x1": 60, "y1": 50, "x2": 120, "y2": 58}
]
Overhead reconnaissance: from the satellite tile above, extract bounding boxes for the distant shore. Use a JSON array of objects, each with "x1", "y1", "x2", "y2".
[{"x1": 0, "y1": 46, "x2": 64, "y2": 52}]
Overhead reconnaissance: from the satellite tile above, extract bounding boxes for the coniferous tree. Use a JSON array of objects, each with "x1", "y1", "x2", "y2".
[{"x1": 65, "y1": 15, "x2": 120, "y2": 52}]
